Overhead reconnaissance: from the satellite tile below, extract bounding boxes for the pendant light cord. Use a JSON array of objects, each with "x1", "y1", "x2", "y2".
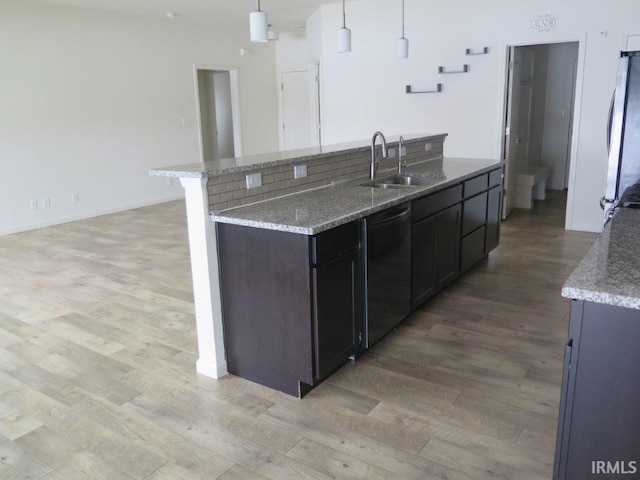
[
  {"x1": 401, "y1": 0, "x2": 405, "y2": 38},
  {"x1": 342, "y1": 0, "x2": 346, "y2": 28},
  {"x1": 256, "y1": 0, "x2": 261, "y2": 12}
]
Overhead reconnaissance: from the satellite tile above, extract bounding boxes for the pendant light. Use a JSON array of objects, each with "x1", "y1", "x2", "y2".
[
  {"x1": 337, "y1": 0, "x2": 351, "y2": 53},
  {"x1": 250, "y1": 0, "x2": 268, "y2": 43},
  {"x1": 397, "y1": 0, "x2": 409, "y2": 59}
]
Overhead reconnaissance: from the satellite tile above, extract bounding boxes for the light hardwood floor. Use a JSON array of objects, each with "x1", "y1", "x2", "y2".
[{"x1": 0, "y1": 192, "x2": 598, "y2": 479}]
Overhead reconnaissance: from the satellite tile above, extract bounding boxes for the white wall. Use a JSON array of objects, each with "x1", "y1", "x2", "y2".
[
  {"x1": 540, "y1": 42, "x2": 580, "y2": 190},
  {"x1": 281, "y1": 0, "x2": 640, "y2": 232},
  {"x1": 0, "y1": 1, "x2": 279, "y2": 235}
]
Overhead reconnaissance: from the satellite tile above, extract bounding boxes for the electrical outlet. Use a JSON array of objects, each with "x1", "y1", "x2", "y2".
[
  {"x1": 72, "y1": 193, "x2": 80, "y2": 203},
  {"x1": 400, "y1": 146, "x2": 407, "y2": 156},
  {"x1": 425, "y1": 143, "x2": 432, "y2": 152},
  {"x1": 167, "y1": 178, "x2": 174, "y2": 186},
  {"x1": 30, "y1": 199, "x2": 38, "y2": 210},
  {"x1": 388, "y1": 148, "x2": 396, "y2": 159},
  {"x1": 42, "y1": 197, "x2": 51, "y2": 208},
  {"x1": 246, "y1": 172, "x2": 262, "y2": 189},
  {"x1": 294, "y1": 165, "x2": 307, "y2": 179}
]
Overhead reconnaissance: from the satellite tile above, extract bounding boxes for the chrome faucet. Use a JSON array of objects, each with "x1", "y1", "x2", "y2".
[
  {"x1": 370, "y1": 131, "x2": 389, "y2": 180},
  {"x1": 397, "y1": 136, "x2": 405, "y2": 174}
]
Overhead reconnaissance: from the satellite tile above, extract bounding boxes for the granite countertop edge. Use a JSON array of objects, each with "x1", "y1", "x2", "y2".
[
  {"x1": 212, "y1": 159, "x2": 503, "y2": 236},
  {"x1": 149, "y1": 134, "x2": 447, "y2": 178},
  {"x1": 561, "y1": 208, "x2": 640, "y2": 310}
]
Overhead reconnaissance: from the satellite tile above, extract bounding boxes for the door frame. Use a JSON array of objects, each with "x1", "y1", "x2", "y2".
[
  {"x1": 497, "y1": 36, "x2": 586, "y2": 227},
  {"x1": 193, "y1": 65, "x2": 243, "y2": 163}
]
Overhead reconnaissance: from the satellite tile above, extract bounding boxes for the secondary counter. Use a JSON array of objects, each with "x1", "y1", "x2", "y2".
[
  {"x1": 212, "y1": 157, "x2": 502, "y2": 235},
  {"x1": 561, "y1": 208, "x2": 640, "y2": 310}
]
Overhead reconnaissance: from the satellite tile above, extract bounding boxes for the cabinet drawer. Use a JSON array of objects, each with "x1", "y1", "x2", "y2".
[
  {"x1": 412, "y1": 185, "x2": 462, "y2": 223},
  {"x1": 489, "y1": 168, "x2": 503, "y2": 188},
  {"x1": 461, "y1": 226, "x2": 486, "y2": 271},
  {"x1": 311, "y1": 222, "x2": 359, "y2": 266},
  {"x1": 462, "y1": 191, "x2": 488, "y2": 236},
  {"x1": 463, "y1": 174, "x2": 488, "y2": 198}
]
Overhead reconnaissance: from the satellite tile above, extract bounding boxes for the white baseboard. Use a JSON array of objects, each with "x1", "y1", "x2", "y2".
[
  {"x1": 196, "y1": 358, "x2": 228, "y2": 379},
  {"x1": 564, "y1": 221, "x2": 602, "y2": 233},
  {"x1": 0, "y1": 193, "x2": 185, "y2": 236}
]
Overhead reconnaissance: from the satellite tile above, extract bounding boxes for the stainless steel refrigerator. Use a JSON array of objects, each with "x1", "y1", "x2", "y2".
[{"x1": 603, "y1": 51, "x2": 640, "y2": 222}]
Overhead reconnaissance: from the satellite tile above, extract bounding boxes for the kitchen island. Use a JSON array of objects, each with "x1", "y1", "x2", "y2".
[
  {"x1": 554, "y1": 208, "x2": 640, "y2": 479},
  {"x1": 150, "y1": 133, "x2": 502, "y2": 395}
]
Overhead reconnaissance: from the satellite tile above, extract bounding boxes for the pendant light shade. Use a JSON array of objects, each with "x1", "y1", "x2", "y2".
[
  {"x1": 397, "y1": 0, "x2": 409, "y2": 59},
  {"x1": 397, "y1": 37, "x2": 409, "y2": 59},
  {"x1": 250, "y1": 0, "x2": 268, "y2": 43},
  {"x1": 337, "y1": 0, "x2": 351, "y2": 53},
  {"x1": 337, "y1": 27, "x2": 351, "y2": 53}
]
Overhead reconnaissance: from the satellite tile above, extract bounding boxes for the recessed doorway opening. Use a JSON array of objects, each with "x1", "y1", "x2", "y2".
[
  {"x1": 501, "y1": 41, "x2": 580, "y2": 221},
  {"x1": 195, "y1": 67, "x2": 243, "y2": 162}
]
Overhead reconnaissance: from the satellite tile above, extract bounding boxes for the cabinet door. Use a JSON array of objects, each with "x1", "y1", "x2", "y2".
[
  {"x1": 313, "y1": 250, "x2": 361, "y2": 380},
  {"x1": 411, "y1": 215, "x2": 437, "y2": 307},
  {"x1": 411, "y1": 204, "x2": 461, "y2": 308},
  {"x1": 435, "y1": 203, "x2": 462, "y2": 286},
  {"x1": 485, "y1": 185, "x2": 502, "y2": 254},
  {"x1": 562, "y1": 302, "x2": 640, "y2": 478}
]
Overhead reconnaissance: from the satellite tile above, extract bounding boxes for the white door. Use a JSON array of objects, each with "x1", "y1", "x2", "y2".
[
  {"x1": 282, "y1": 71, "x2": 312, "y2": 150},
  {"x1": 503, "y1": 46, "x2": 536, "y2": 219}
]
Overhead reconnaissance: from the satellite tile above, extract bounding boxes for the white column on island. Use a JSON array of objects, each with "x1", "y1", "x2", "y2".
[{"x1": 179, "y1": 176, "x2": 227, "y2": 379}]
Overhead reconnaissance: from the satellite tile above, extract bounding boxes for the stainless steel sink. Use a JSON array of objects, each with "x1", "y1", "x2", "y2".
[{"x1": 361, "y1": 172, "x2": 445, "y2": 189}]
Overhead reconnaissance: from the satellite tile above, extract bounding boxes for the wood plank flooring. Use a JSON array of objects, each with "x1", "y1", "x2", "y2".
[{"x1": 0, "y1": 192, "x2": 598, "y2": 479}]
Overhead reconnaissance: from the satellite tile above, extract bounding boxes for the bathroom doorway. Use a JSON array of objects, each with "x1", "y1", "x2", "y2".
[{"x1": 502, "y1": 41, "x2": 579, "y2": 219}]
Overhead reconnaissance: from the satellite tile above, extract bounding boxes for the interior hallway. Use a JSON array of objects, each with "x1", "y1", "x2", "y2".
[{"x1": 0, "y1": 192, "x2": 598, "y2": 479}]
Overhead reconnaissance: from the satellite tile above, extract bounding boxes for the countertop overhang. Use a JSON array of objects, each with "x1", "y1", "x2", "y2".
[
  {"x1": 212, "y1": 157, "x2": 502, "y2": 235},
  {"x1": 562, "y1": 208, "x2": 640, "y2": 310}
]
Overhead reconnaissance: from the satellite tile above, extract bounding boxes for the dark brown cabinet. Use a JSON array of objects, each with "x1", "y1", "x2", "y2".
[
  {"x1": 554, "y1": 300, "x2": 640, "y2": 479},
  {"x1": 217, "y1": 166, "x2": 503, "y2": 397},
  {"x1": 411, "y1": 167, "x2": 502, "y2": 311},
  {"x1": 411, "y1": 203, "x2": 461, "y2": 308},
  {"x1": 312, "y1": 240, "x2": 361, "y2": 380},
  {"x1": 217, "y1": 221, "x2": 360, "y2": 397}
]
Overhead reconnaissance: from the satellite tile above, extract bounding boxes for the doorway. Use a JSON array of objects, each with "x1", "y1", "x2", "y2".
[
  {"x1": 501, "y1": 42, "x2": 579, "y2": 220},
  {"x1": 195, "y1": 68, "x2": 242, "y2": 162}
]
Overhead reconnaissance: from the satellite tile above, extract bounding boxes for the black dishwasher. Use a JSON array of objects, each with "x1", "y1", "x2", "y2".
[{"x1": 362, "y1": 203, "x2": 411, "y2": 347}]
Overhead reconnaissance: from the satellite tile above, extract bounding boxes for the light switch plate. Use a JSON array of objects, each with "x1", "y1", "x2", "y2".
[
  {"x1": 425, "y1": 143, "x2": 432, "y2": 152},
  {"x1": 400, "y1": 146, "x2": 407, "y2": 156},
  {"x1": 246, "y1": 172, "x2": 262, "y2": 189},
  {"x1": 294, "y1": 165, "x2": 307, "y2": 179}
]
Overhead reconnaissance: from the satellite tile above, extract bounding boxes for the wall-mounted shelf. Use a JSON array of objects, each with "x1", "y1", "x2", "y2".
[
  {"x1": 466, "y1": 47, "x2": 489, "y2": 56},
  {"x1": 438, "y1": 65, "x2": 469, "y2": 74},
  {"x1": 405, "y1": 84, "x2": 442, "y2": 94}
]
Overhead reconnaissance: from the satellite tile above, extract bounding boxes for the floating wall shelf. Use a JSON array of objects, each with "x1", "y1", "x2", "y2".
[
  {"x1": 438, "y1": 64, "x2": 469, "y2": 74},
  {"x1": 405, "y1": 84, "x2": 443, "y2": 94},
  {"x1": 466, "y1": 47, "x2": 490, "y2": 55}
]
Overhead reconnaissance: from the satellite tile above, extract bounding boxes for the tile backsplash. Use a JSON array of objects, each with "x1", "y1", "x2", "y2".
[{"x1": 207, "y1": 137, "x2": 445, "y2": 212}]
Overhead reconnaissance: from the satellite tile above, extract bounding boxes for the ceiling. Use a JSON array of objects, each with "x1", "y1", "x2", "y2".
[{"x1": 26, "y1": 0, "x2": 339, "y2": 31}]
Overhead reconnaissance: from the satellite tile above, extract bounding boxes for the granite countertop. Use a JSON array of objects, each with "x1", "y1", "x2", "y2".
[
  {"x1": 212, "y1": 157, "x2": 502, "y2": 235},
  {"x1": 149, "y1": 133, "x2": 445, "y2": 178},
  {"x1": 562, "y1": 208, "x2": 640, "y2": 310}
]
